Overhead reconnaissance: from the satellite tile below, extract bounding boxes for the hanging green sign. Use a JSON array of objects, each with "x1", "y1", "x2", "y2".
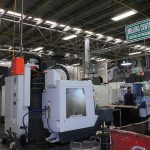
[{"x1": 125, "y1": 18, "x2": 150, "y2": 43}]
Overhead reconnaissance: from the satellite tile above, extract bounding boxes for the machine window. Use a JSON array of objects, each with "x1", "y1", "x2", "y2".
[{"x1": 66, "y1": 88, "x2": 86, "y2": 118}]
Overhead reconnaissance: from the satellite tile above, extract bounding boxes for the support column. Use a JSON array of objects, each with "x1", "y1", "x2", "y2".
[{"x1": 84, "y1": 38, "x2": 90, "y2": 78}]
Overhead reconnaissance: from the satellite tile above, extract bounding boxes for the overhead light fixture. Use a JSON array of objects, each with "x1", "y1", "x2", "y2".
[
  {"x1": 7, "y1": 11, "x2": 23, "y2": 17},
  {"x1": 129, "y1": 51, "x2": 141, "y2": 55},
  {"x1": 62, "y1": 34, "x2": 77, "y2": 40},
  {"x1": 59, "y1": 24, "x2": 65, "y2": 28},
  {"x1": 47, "y1": 51, "x2": 54, "y2": 56},
  {"x1": 9, "y1": 46, "x2": 12, "y2": 50},
  {"x1": 121, "y1": 61, "x2": 132, "y2": 66},
  {"x1": 85, "y1": 31, "x2": 94, "y2": 35},
  {"x1": 134, "y1": 45, "x2": 141, "y2": 49},
  {"x1": 73, "y1": 28, "x2": 82, "y2": 34},
  {"x1": 115, "y1": 39, "x2": 122, "y2": 44},
  {"x1": 32, "y1": 47, "x2": 44, "y2": 52},
  {"x1": 74, "y1": 54, "x2": 78, "y2": 58},
  {"x1": 124, "y1": 40, "x2": 128, "y2": 44},
  {"x1": 90, "y1": 57, "x2": 96, "y2": 60},
  {"x1": 45, "y1": 20, "x2": 58, "y2": 28},
  {"x1": 98, "y1": 68, "x2": 105, "y2": 71},
  {"x1": 73, "y1": 63, "x2": 80, "y2": 67},
  {"x1": 96, "y1": 34, "x2": 104, "y2": 39},
  {"x1": 146, "y1": 47, "x2": 150, "y2": 51},
  {"x1": 140, "y1": 46, "x2": 146, "y2": 50},
  {"x1": 106, "y1": 36, "x2": 114, "y2": 42},
  {"x1": 63, "y1": 26, "x2": 71, "y2": 31},
  {"x1": 0, "y1": 9, "x2": 5, "y2": 14},
  {"x1": 45, "y1": 20, "x2": 57, "y2": 25},
  {"x1": 28, "y1": 16, "x2": 32, "y2": 19},
  {"x1": 33, "y1": 18, "x2": 43, "y2": 24},
  {"x1": 73, "y1": 28, "x2": 82, "y2": 31},
  {"x1": 97, "y1": 58, "x2": 106, "y2": 62},
  {"x1": 65, "y1": 53, "x2": 70, "y2": 58},
  {"x1": 111, "y1": 10, "x2": 137, "y2": 21}
]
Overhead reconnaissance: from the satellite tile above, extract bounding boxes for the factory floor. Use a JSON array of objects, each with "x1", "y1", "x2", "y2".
[{"x1": 0, "y1": 123, "x2": 70, "y2": 150}]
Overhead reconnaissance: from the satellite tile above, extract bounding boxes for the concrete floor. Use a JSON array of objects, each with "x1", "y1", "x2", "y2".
[
  {"x1": 0, "y1": 140, "x2": 71, "y2": 150},
  {"x1": 0, "y1": 123, "x2": 70, "y2": 150}
]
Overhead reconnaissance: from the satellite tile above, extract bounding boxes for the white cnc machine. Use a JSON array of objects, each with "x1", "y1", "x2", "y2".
[{"x1": 42, "y1": 69, "x2": 98, "y2": 143}]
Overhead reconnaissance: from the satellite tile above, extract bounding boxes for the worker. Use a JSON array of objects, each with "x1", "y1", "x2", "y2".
[
  {"x1": 124, "y1": 86, "x2": 136, "y2": 106},
  {"x1": 124, "y1": 86, "x2": 137, "y2": 125}
]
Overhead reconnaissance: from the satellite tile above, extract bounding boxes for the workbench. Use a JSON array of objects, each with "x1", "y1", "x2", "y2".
[{"x1": 105, "y1": 105, "x2": 138, "y2": 126}]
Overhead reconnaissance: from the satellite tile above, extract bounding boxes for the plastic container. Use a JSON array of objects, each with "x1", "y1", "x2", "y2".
[{"x1": 70, "y1": 136, "x2": 101, "y2": 150}]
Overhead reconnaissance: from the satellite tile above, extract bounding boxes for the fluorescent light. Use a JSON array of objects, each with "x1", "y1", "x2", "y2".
[
  {"x1": 90, "y1": 57, "x2": 96, "y2": 60},
  {"x1": 73, "y1": 28, "x2": 82, "y2": 34},
  {"x1": 62, "y1": 34, "x2": 77, "y2": 40},
  {"x1": 65, "y1": 53, "x2": 70, "y2": 58},
  {"x1": 63, "y1": 26, "x2": 71, "y2": 31},
  {"x1": 146, "y1": 48, "x2": 150, "y2": 51},
  {"x1": 129, "y1": 51, "x2": 141, "y2": 56},
  {"x1": 73, "y1": 28, "x2": 82, "y2": 31},
  {"x1": 33, "y1": 18, "x2": 43, "y2": 24},
  {"x1": 124, "y1": 40, "x2": 128, "y2": 44},
  {"x1": 140, "y1": 46, "x2": 146, "y2": 50},
  {"x1": 111, "y1": 10, "x2": 137, "y2": 21},
  {"x1": 98, "y1": 68, "x2": 105, "y2": 71},
  {"x1": 28, "y1": 16, "x2": 32, "y2": 19},
  {"x1": 97, "y1": 58, "x2": 106, "y2": 62},
  {"x1": 85, "y1": 31, "x2": 94, "y2": 35},
  {"x1": 73, "y1": 63, "x2": 80, "y2": 67},
  {"x1": 121, "y1": 61, "x2": 132, "y2": 66},
  {"x1": 115, "y1": 39, "x2": 122, "y2": 44},
  {"x1": 32, "y1": 47, "x2": 44, "y2": 52},
  {"x1": 47, "y1": 51, "x2": 54, "y2": 56},
  {"x1": 74, "y1": 54, "x2": 78, "y2": 58},
  {"x1": 106, "y1": 36, "x2": 114, "y2": 42},
  {"x1": 134, "y1": 45, "x2": 141, "y2": 49},
  {"x1": 7, "y1": 11, "x2": 23, "y2": 17},
  {"x1": 45, "y1": 20, "x2": 57, "y2": 25},
  {"x1": 96, "y1": 34, "x2": 104, "y2": 39},
  {"x1": 59, "y1": 24, "x2": 65, "y2": 27},
  {"x1": 0, "y1": 9, "x2": 5, "y2": 14}
]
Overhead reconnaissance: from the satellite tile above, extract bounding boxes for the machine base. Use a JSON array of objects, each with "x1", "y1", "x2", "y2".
[{"x1": 59, "y1": 127, "x2": 95, "y2": 143}]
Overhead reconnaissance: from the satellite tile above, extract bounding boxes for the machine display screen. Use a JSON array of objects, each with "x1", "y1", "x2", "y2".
[{"x1": 66, "y1": 88, "x2": 86, "y2": 118}]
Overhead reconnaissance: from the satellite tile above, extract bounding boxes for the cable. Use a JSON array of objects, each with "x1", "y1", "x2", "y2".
[
  {"x1": 22, "y1": 108, "x2": 45, "y2": 138},
  {"x1": 46, "y1": 118, "x2": 56, "y2": 134},
  {"x1": 22, "y1": 108, "x2": 55, "y2": 140}
]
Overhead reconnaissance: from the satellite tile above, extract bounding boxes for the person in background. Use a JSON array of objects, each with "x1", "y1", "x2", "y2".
[
  {"x1": 123, "y1": 86, "x2": 137, "y2": 125},
  {"x1": 124, "y1": 86, "x2": 136, "y2": 106}
]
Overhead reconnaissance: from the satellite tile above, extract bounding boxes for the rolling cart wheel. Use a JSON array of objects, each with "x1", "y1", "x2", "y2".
[{"x1": 10, "y1": 142, "x2": 17, "y2": 150}]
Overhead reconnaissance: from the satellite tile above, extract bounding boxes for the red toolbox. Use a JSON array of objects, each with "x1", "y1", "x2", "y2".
[{"x1": 110, "y1": 121, "x2": 150, "y2": 150}]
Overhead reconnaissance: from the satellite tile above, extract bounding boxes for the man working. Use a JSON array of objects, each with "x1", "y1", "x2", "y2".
[{"x1": 124, "y1": 86, "x2": 136, "y2": 106}]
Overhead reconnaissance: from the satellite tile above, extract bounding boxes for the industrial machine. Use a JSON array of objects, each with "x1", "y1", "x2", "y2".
[
  {"x1": 4, "y1": 65, "x2": 31, "y2": 137},
  {"x1": 4, "y1": 63, "x2": 101, "y2": 145},
  {"x1": 42, "y1": 69, "x2": 98, "y2": 143}
]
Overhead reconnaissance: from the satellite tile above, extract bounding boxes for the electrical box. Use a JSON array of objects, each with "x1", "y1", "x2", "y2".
[{"x1": 11, "y1": 57, "x2": 24, "y2": 75}]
